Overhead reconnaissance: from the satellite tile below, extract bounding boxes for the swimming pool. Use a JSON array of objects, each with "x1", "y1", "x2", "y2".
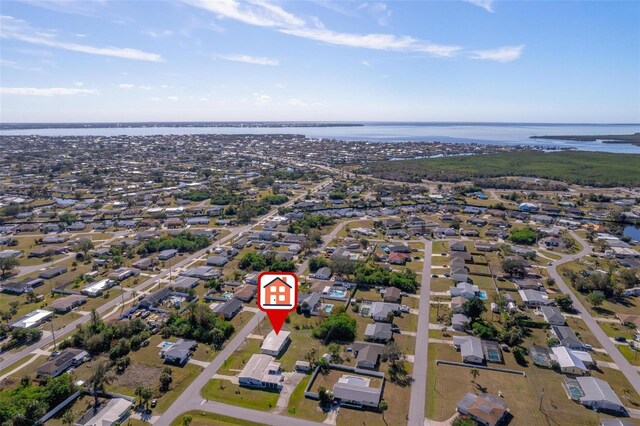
[
  {"x1": 477, "y1": 291, "x2": 488, "y2": 300},
  {"x1": 327, "y1": 290, "x2": 347, "y2": 298},
  {"x1": 323, "y1": 304, "x2": 334, "y2": 313},
  {"x1": 344, "y1": 376, "x2": 366, "y2": 386},
  {"x1": 159, "y1": 341, "x2": 173, "y2": 349},
  {"x1": 222, "y1": 291, "x2": 234, "y2": 299}
]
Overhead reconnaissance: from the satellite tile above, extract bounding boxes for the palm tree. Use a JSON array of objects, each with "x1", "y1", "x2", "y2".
[
  {"x1": 470, "y1": 368, "x2": 480, "y2": 384},
  {"x1": 621, "y1": 388, "x2": 632, "y2": 402},
  {"x1": 379, "y1": 400, "x2": 389, "y2": 426},
  {"x1": 88, "y1": 362, "x2": 111, "y2": 410},
  {"x1": 61, "y1": 410, "x2": 75, "y2": 426}
]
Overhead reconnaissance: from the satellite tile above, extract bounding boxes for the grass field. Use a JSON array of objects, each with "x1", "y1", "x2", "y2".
[
  {"x1": 170, "y1": 411, "x2": 268, "y2": 426},
  {"x1": 201, "y1": 379, "x2": 280, "y2": 411},
  {"x1": 365, "y1": 151, "x2": 640, "y2": 186}
]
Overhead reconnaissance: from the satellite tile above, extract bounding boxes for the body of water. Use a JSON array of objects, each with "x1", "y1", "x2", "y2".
[
  {"x1": 1, "y1": 122, "x2": 639, "y2": 153},
  {"x1": 623, "y1": 225, "x2": 640, "y2": 242}
]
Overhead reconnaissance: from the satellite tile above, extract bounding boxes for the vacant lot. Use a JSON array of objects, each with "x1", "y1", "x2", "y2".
[{"x1": 201, "y1": 379, "x2": 279, "y2": 411}]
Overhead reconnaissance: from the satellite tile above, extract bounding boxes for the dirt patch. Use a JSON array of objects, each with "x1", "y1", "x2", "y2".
[{"x1": 111, "y1": 363, "x2": 162, "y2": 389}]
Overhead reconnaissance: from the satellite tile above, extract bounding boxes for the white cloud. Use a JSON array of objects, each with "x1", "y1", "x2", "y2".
[
  {"x1": 465, "y1": 0, "x2": 495, "y2": 13},
  {"x1": 358, "y1": 2, "x2": 392, "y2": 26},
  {"x1": 143, "y1": 30, "x2": 174, "y2": 38},
  {"x1": 362, "y1": 60, "x2": 371, "y2": 67},
  {"x1": 253, "y1": 92, "x2": 272, "y2": 104},
  {"x1": 0, "y1": 87, "x2": 99, "y2": 96},
  {"x1": 74, "y1": 81, "x2": 84, "y2": 86},
  {"x1": 281, "y1": 27, "x2": 461, "y2": 57},
  {"x1": 275, "y1": 83, "x2": 286, "y2": 88},
  {"x1": 471, "y1": 44, "x2": 524, "y2": 62},
  {"x1": 118, "y1": 83, "x2": 135, "y2": 89},
  {"x1": 218, "y1": 54, "x2": 279, "y2": 66},
  {"x1": 1, "y1": 15, "x2": 163, "y2": 62},
  {"x1": 183, "y1": 0, "x2": 305, "y2": 28},
  {"x1": 167, "y1": 96, "x2": 179, "y2": 101},
  {"x1": 74, "y1": 33, "x2": 87, "y2": 38},
  {"x1": 150, "y1": 97, "x2": 161, "y2": 101},
  {"x1": 186, "y1": 0, "x2": 460, "y2": 57}
]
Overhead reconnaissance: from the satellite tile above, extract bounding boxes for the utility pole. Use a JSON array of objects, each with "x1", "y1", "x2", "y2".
[{"x1": 50, "y1": 320, "x2": 57, "y2": 353}]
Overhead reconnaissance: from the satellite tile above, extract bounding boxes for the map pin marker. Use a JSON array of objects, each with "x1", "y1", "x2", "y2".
[{"x1": 257, "y1": 271, "x2": 299, "y2": 334}]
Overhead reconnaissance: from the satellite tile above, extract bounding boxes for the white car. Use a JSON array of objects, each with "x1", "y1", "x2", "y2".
[{"x1": 399, "y1": 305, "x2": 410, "y2": 313}]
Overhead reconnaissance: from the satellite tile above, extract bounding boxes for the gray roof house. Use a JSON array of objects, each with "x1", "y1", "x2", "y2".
[
  {"x1": 540, "y1": 306, "x2": 566, "y2": 326},
  {"x1": 39, "y1": 265, "x2": 67, "y2": 279},
  {"x1": 552, "y1": 325, "x2": 584, "y2": 350},
  {"x1": 575, "y1": 377, "x2": 628, "y2": 416},
  {"x1": 364, "y1": 322, "x2": 393, "y2": 342},
  {"x1": 212, "y1": 298, "x2": 243, "y2": 320},
  {"x1": 207, "y1": 256, "x2": 228, "y2": 267},
  {"x1": 160, "y1": 339, "x2": 197, "y2": 365},
  {"x1": 519, "y1": 289, "x2": 553, "y2": 307},
  {"x1": 369, "y1": 302, "x2": 399, "y2": 322},
  {"x1": 452, "y1": 313, "x2": 471, "y2": 331},
  {"x1": 351, "y1": 341, "x2": 385, "y2": 369},
  {"x1": 315, "y1": 267, "x2": 333, "y2": 280},
  {"x1": 299, "y1": 293, "x2": 322, "y2": 315},
  {"x1": 453, "y1": 335, "x2": 484, "y2": 364},
  {"x1": 36, "y1": 348, "x2": 89, "y2": 377}
]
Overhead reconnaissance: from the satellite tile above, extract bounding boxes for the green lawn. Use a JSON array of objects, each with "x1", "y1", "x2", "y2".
[
  {"x1": 170, "y1": 411, "x2": 269, "y2": 426},
  {"x1": 285, "y1": 375, "x2": 327, "y2": 422},
  {"x1": 200, "y1": 379, "x2": 279, "y2": 411}
]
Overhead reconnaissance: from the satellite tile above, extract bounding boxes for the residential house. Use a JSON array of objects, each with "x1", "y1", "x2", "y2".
[
  {"x1": 551, "y1": 346, "x2": 593, "y2": 375},
  {"x1": 158, "y1": 249, "x2": 178, "y2": 260},
  {"x1": 238, "y1": 354, "x2": 283, "y2": 390},
  {"x1": 453, "y1": 335, "x2": 484, "y2": 364},
  {"x1": 333, "y1": 373, "x2": 383, "y2": 409},
  {"x1": 574, "y1": 377, "x2": 628, "y2": 415},
  {"x1": 540, "y1": 306, "x2": 566, "y2": 326},
  {"x1": 82, "y1": 279, "x2": 115, "y2": 297},
  {"x1": 351, "y1": 341, "x2": 385, "y2": 369},
  {"x1": 234, "y1": 284, "x2": 256, "y2": 302},
  {"x1": 49, "y1": 294, "x2": 88, "y2": 313},
  {"x1": 207, "y1": 256, "x2": 228, "y2": 267},
  {"x1": 519, "y1": 289, "x2": 553, "y2": 307},
  {"x1": 315, "y1": 267, "x2": 333, "y2": 280},
  {"x1": 299, "y1": 292, "x2": 322, "y2": 315},
  {"x1": 456, "y1": 392, "x2": 509, "y2": 426},
  {"x1": 212, "y1": 298, "x2": 243, "y2": 320},
  {"x1": 452, "y1": 313, "x2": 470, "y2": 331},
  {"x1": 11, "y1": 309, "x2": 53, "y2": 329},
  {"x1": 36, "y1": 348, "x2": 89, "y2": 377},
  {"x1": 369, "y1": 302, "x2": 399, "y2": 322},
  {"x1": 261, "y1": 330, "x2": 291, "y2": 357},
  {"x1": 0, "y1": 277, "x2": 44, "y2": 294},
  {"x1": 39, "y1": 266, "x2": 68, "y2": 279},
  {"x1": 78, "y1": 397, "x2": 132, "y2": 426},
  {"x1": 552, "y1": 325, "x2": 584, "y2": 350},
  {"x1": 364, "y1": 323, "x2": 393, "y2": 343},
  {"x1": 160, "y1": 339, "x2": 197, "y2": 365},
  {"x1": 382, "y1": 287, "x2": 402, "y2": 303},
  {"x1": 168, "y1": 276, "x2": 200, "y2": 290},
  {"x1": 450, "y1": 282, "x2": 479, "y2": 299}
]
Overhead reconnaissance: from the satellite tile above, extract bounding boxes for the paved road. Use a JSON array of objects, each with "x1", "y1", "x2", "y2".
[
  {"x1": 548, "y1": 230, "x2": 640, "y2": 395},
  {"x1": 296, "y1": 218, "x2": 360, "y2": 276},
  {"x1": 0, "y1": 179, "x2": 331, "y2": 370},
  {"x1": 408, "y1": 239, "x2": 433, "y2": 426}
]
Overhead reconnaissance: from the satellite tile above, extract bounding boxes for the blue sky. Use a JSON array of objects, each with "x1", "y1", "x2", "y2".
[{"x1": 0, "y1": 0, "x2": 638, "y2": 123}]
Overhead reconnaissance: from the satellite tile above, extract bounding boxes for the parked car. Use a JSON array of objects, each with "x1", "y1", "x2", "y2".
[
  {"x1": 400, "y1": 305, "x2": 410, "y2": 313},
  {"x1": 614, "y1": 336, "x2": 627, "y2": 343}
]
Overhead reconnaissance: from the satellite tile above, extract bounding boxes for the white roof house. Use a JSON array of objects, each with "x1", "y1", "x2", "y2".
[
  {"x1": 519, "y1": 289, "x2": 553, "y2": 307},
  {"x1": 260, "y1": 330, "x2": 291, "y2": 357},
  {"x1": 333, "y1": 374, "x2": 383, "y2": 408},
  {"x1": 81, "y1": 279, "x2": 115, "y2": 297},
  {"x1": 551, "y1": 346, "x2": 592, "y2": 375},
  {"x1": 450, "y1": 282, "x2": 479, "y2": 299},
  {"x1": 79, "y1": 397, "x2": 132, "y2": 426},
  {"x1": 238, "y1": 354, "x2": 283, "y2": 390},
  {"x1": 453, "y1": 335, "x2": 484, "y2": 364},
  {"x1": 11, "y1": 309, "x2": 53, "y2": 329},
  {"x1": 576, "y1": 377, "x2": 627, "y2": 415}
]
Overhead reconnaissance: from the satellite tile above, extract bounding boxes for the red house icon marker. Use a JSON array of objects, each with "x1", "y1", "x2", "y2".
[{"x1": 263, "y1": 277, "x2": 293, "y2": 306}]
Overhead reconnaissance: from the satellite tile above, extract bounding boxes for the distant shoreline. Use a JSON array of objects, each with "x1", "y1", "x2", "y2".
[
  {"x1": 530, "y1": 132, "x2": 640, "y2": 146},
  {"x1": 0, "y1": 121, "x2": 365, "y2": 130}
]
